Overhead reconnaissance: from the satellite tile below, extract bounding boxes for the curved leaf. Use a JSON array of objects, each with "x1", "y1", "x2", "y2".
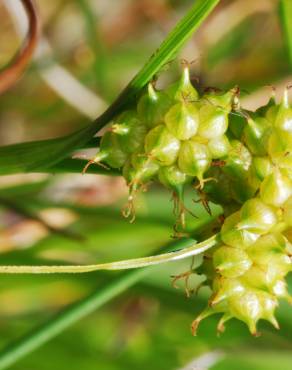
[{"x1": 0, "y1": 235, "x2": 218, "y2": 274}]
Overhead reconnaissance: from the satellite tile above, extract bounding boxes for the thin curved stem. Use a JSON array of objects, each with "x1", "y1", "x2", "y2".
[
  {"x1": 0, "y1": 237, "x2": 194, "y2": 370},
  {"x1": 0, "y1": 0, "x2": 39, "y2": 94},
  {"x1": 0, "y1": 234, "x2": 219, "y2": 274}
]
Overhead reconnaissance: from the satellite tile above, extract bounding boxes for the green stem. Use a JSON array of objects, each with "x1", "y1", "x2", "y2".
[
  {"x1": 0, "y1": 238, "x2": 201, "y2": 370},
  {"x1": 0, "y1": 235, "x2": 218, "y2": 274}
]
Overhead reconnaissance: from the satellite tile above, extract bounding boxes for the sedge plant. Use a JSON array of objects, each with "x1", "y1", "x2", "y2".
[{"x1": 0, "y1": 1, "x2": 291, "y2": 369}]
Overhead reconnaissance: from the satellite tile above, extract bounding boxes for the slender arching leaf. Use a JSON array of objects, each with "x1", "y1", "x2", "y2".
[
  {"x1": 0, "y1": 132, "x2": 116, "y2": 176},
  {"x1": 0, "y1": 0, "x2": 220, "y2": 176},
  {"x1": 0, "y1": 235, "x2": 218, "y2": 274},
  {"x1": 0, "y1": 126, "x2": 92, "y2": 175}
]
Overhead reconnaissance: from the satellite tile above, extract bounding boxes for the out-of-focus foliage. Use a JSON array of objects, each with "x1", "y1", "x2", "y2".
[{"x1": 0, "y1": 0, "x2": 291, "y2": 369}]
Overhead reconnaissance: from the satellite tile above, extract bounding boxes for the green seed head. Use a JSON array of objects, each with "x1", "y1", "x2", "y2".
[
  {"x1": 98, "y1": 131, "x2": 128, "y2": 168},
  {"x1": 266, "y1": 104, "x2": 280, "y2": 124},
  {"x1": 268, "y1": 130, "x2": 289, "y2": 158},
  {"x1": 198, "y1": 105, "x2": 228, "y2": 139},
  {"x1": 137, "y1": 83, "x2": 171, "y2": 128},
  {"x1": 274, "y1": 89, "x2": 292, "y2": 147},
  {"x1": 112, "y1": 110, "x2": 147, "y2": 154},
  {"x1": 257, "y1": 292, "x2": 279, "y2": 329},
  {"x1": 211, "y1": 276, "x2": 246, "y2": 305},
  {"x1": 213, "y1": 245, "x2": 252, "y2": 278},
  {"x1": 221, "y1": 211, "x2": 260, "y2": 248},
  {"x1": 246, "y1": 234, "x2": 291, "y2": 281},
  {"x1": 178, "y1": 140, "x2": 211, "y2": 181},
  {"x1": 164, "y1": 101, "x2": 199, "y2": 140},
  {"x1": 236, "y1": 296, "x2": 277, "y2": 334},
  {"x1": 248, "y1": 156, "x2": 273, "y2": 190},
  {"x1": 251, "y1": 156, "x2": 273, "y2": 182},
  {"x1": 237, "y1": 198, "x2": 278, "y2": 235},
  {"x1": 260, "y1": 168, "x2": 292, "y2": 206},
  {"x1": 228, "y1": 290, "x2": 262, "y2": 335},
  {"x1": 166, "y1": 64, "x2": 199, "y2": 102},
  {"x1": 123, "y1": 154, "x2": 159, "y2": 187},
  {"x1": 271, "y1": 279, "x2": 291, "y2": 300},
  {"x1": 241, "y1": 262, "x2": 290, "y2": 294},
  {"x1": 203, "y1": 88, "x2": 235, "y2": 111},
  {"x1": 230, "y1": 179, "x2": 257, "y2": 204},
  {"x1": 208, "y1": 135, "x2": 231, "y2": 159},
  {"x1": 247, "y1": 233, "x2": 287, "y2": 261},
  {"x1": 145, "y1": 124, "x2": 180, "y2": 166},
  {"x1": 223, "y1": 140, "x2": 252, "y2": 180},
  {"x1": 268, "y1": 133, "x2": 292, "y2": 177},
  {"x1": 89, "y1": 70, "x2": 291, "y2": 337},
  {"x1": 240, "y1": 265, "x2": 272, "y2": 291},
  {"x1": 256, "y1": 91, "x2": 277, "y2": 119},
  {"x1": 243, "y1": 117, "x2": 271, "y2": 156},
  {"x1": 131, "y1": 153, "x2": 160, "y2": 182},
  {"x1": 158, "y1": 165, "x2": 190, "y2": 193},
  {"x1": 283, "y1": 196, "x2": 292, "y2": 227}
]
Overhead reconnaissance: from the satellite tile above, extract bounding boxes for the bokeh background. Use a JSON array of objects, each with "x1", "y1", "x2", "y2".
[{"x1": 0, "y1": 1, "x2": 291, "y2": 369}]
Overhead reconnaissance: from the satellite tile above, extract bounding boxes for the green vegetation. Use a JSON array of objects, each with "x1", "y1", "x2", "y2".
[{"x1": 0, "y1": 1, "x2": 291, "y2": 370}]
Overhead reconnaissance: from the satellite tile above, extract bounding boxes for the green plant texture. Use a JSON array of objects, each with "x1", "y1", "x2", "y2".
[{"x1": 0, "y1": 1, "x2": 291, "y2": 370}]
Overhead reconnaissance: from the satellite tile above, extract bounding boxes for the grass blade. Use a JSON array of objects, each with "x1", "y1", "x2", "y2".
[{"x1": 113, "y1": 0, "x2": 220, "y2": 103}]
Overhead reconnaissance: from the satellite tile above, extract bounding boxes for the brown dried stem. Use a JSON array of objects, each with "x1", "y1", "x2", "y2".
[{"x1": 0, "y1": 0, "x2": 39, "y2": 94}]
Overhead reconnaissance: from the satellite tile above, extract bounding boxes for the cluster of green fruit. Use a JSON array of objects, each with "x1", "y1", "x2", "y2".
[
  {"x1": 86, "y1": 65, "x2": 236, "y2": 225},
  {"x1": 85, "y1": 65, "x2": 291, "y2": 335},
  {"x1": 194, "y1": 198, "x2": 291, "y2": 335},
  {"x1": 193, "y1": 87, "x2": 292, "y2": 335}
]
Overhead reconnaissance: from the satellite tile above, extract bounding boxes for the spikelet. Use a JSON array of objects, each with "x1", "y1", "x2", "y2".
[
  {"x1": 81, "y1": 65, "x2": 292, "y2": 335},
  {"x1": 193, "y1": 90, "x2": 291, "y2": 335}
]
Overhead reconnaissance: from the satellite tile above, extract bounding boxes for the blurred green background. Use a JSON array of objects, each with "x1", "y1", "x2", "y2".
[{"x1": 0, "y1": 0, "x2": 291, "y2": 369}]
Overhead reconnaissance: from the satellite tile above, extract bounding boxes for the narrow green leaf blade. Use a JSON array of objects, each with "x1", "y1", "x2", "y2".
[
  {"x1": 116, "y1": 0, "x2": 220, "y2": 97},
  {"x1": 0, "y1": 127, "x2": 93, "y2": 175}
]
